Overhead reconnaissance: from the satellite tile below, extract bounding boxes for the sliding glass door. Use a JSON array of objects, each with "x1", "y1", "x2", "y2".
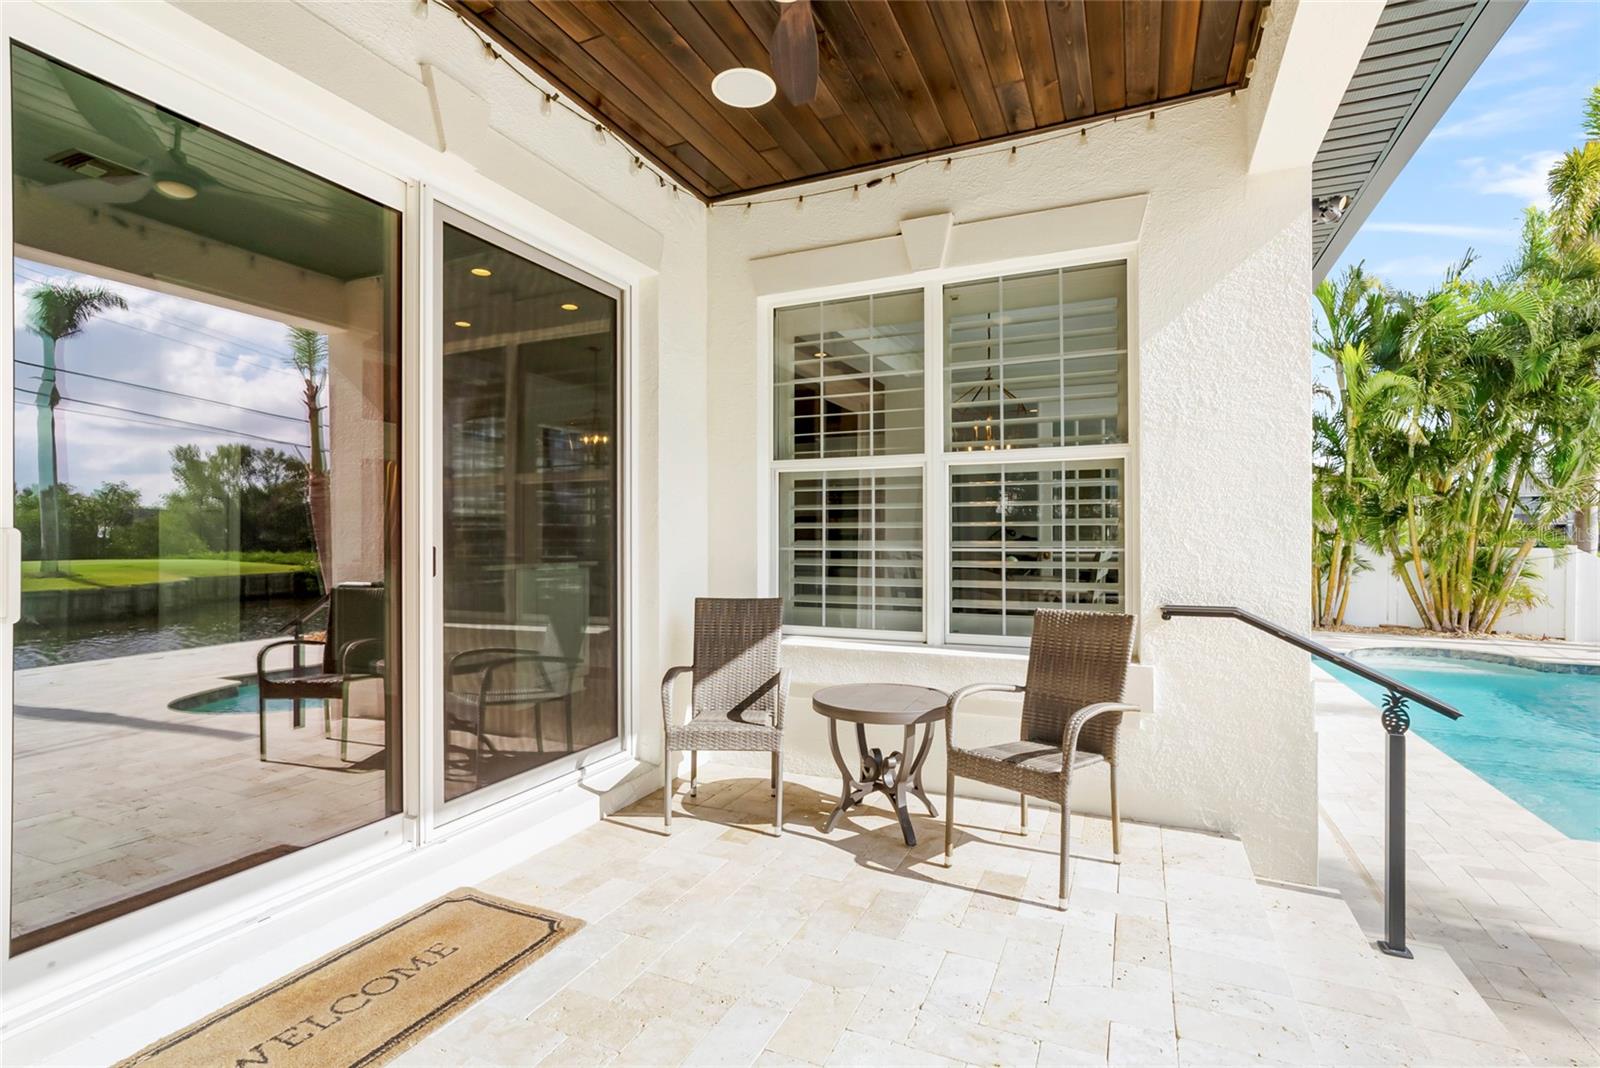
[
  {"x1": 436, "y1": 209, "x2": 620, "y2": 810},
  {"x1": 8, "y1": 45, "x2": 404, "y2": 955}
]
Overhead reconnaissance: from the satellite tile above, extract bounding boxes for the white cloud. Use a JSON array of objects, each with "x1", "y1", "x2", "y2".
[
  {"x1": 12, "y1": 258, "x2": 315, "y2": 499},
  {"x1": 1463, "y1": 152, "x2": 1561, "y2": 208},
  {"x1": 1492, "y1": 14, "x2": 1589, "y2": 58},
  {"x1": 1428, "y1": 84, "x2": 1578, "y2": 142},
  {"x1": 1369, "y1": 255, "x2": 1462, "y2": 286},
  {"x1": 1363, "y1": 221, "x2": 1517, "y2": 242}
]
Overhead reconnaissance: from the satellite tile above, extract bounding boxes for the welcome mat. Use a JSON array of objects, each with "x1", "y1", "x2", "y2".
[{"x1": 114, "y1": 889, "x2": 580, "y2": 1068}]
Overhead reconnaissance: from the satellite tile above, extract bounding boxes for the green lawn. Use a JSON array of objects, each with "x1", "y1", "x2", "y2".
[{"x1": 22, "y1": 558, "x2": 308, "y2": 592}]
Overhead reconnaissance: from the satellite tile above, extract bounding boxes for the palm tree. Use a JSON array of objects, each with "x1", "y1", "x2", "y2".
[
  {"x1": 286, "y1": 326, "x2": 331, "y2": 588},
  {"x1": 1548, "y1": 85, "x2": 1600, "y2": 250},
  {"x1": 1547, "y1": 83, "x2": 1600, "y2": 550},
  {"x1": 25, "y1": 282, "x2": 127, "y2": 575}
]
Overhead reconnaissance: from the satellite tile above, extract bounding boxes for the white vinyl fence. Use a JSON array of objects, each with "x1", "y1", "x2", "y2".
[{"x1": 1341, "y1": 546, "x2": 1600, "y2": 642}]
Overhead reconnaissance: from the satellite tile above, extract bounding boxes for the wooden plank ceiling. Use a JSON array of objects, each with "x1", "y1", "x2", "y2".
[{"x1": 452, "y1": 1, "x2": 1269, "y2": 201}]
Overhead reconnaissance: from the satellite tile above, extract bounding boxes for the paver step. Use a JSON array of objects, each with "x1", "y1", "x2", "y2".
[{"x1": 1257, "y1": 878, "x2": 1528, "y2": 1066}]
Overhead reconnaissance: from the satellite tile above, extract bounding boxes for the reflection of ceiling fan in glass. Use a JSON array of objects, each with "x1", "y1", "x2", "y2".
[
  {"x1": 45, "y1": 66, "x2": 232, "y2": 206},
  {"x1": 42, "y1": 71, "x2": 324, "y2": 214}
]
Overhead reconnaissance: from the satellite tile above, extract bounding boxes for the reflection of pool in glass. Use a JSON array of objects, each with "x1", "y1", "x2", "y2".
[
  {"x1": 1321, "y1": 648, "x2": 1600, "y2": 841},
  {"x1": 170, "y1": 679, "x2": 325, "y2": 716}
]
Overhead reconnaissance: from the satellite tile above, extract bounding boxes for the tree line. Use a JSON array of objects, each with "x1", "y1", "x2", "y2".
[
  {"x1": 13, "y1": 443, "x2": 318, "y2": 567},
  {"x1": 1312, "y1": 86, "x2": 1600, "y2": 632}
]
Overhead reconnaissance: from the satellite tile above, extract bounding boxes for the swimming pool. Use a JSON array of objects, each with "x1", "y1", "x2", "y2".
[
  {"x1": 170, "y1": 680, "x2": 325, "y2": 716},
  {"x1": 1321, "y1": 648, "x2": 1600, "y2": 841}
]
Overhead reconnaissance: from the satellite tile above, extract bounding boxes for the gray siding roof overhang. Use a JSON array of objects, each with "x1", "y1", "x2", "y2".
[{"x1": 1311, "y1": 0, "x2": 1526, "y2": 281}]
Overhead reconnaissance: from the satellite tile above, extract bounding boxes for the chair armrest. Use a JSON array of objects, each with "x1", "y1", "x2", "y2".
[
  {"x1": 449, "y1": 646, "x2": 527, "y2": 675},
  {"x1": 946, "y1": 683, "x2": 1024, "y2": 749},
  {"x1": 1063, "y1": 702, "x2": 1139, "y2": 754},
  {"x1": 256, "y1": 637, "x2": 324, "y2": 677},
  {"x1": 660, "y1": 664, "x2": 693, "y2": 732},
  {"x1": 338, "y1": 637, "x2": 385, "y2": 676},
  {"x1": 774, "y1": 668, "x2": 789, "y2": 731}
]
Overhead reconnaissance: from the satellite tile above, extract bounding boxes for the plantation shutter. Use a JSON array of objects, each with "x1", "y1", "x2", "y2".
[
  {"x1": 946, "y1": 263, "x2": 1128, "y2": 453},
  {"x1": 778, "y1": 469, "x2": 923, "y2": 634},
  {"x1": 949, "y1": 460, "x2": 1125, "y2": 638}
]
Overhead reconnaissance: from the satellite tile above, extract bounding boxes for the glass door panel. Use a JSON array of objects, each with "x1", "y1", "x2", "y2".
[
  {"x1": 9, "y1": 46, "x2": 403, "y2": 954},
  {"x1": 439, "y1": 217, "x2": 619, "y2": 804}
]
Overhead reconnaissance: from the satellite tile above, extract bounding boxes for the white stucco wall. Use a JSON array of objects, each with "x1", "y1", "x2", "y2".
[{"x1": 704, "y1": 67, "x2": 1317, "y2": 881}]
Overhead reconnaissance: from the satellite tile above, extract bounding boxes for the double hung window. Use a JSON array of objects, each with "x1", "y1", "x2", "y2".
[{"x1": 771, "y1": 261, "x2": 1131, "y2": 645}]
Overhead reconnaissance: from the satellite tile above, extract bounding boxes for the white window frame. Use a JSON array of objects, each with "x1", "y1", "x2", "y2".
[{"x1": 759, "y1": 250, "x2": 1141, "y2": 649}]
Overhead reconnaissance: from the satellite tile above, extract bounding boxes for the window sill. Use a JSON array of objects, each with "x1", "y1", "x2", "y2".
[{"x1": 783, "y1": 633, "x2": 1028, "y2": 662}]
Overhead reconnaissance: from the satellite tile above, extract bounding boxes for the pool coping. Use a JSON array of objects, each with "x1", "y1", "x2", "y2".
[
  {"x1": 1344, "y1": 644, "x2": 1600, "y2": 676},
  {"x1": 1313, "y1": 629, "x2": 1600, "y2": 669}
]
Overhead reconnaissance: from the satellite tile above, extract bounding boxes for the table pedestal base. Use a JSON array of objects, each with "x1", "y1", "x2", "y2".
[{"x1": 824, "y1": 720, "x2": 939, "y2": 846}]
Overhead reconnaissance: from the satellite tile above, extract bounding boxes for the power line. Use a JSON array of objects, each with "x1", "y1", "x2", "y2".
[
  {"x1": 13, "y1": 359, "x2": 305, "y2": 422},
  {"x1": 13, "y1": 388, "x2": 309, "y2": 451}
]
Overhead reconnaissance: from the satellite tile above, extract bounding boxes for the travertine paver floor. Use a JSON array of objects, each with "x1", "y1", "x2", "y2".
[
  {"x1": 1313, "y1": 653, "x2": 1600, "y2": 1067},
  {"x1": 392, "y1": 761, "x2": 1553, "y2": 1067}
]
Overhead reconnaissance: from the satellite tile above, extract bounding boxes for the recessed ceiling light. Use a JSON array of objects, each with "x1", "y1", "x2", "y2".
[
  {"x1": 453, "y1": 320, "x2": 472, "y2": 328},
  {"x1": 712, "y1": 67, "x2": 776, "y2": 109},
  {"x1": 470, "y1": 266, "x2": 493, "y2": 277},
  {"x1": 561, "y1": 303, "x2": 579, "y2": 312},
  {"x1": 154, "y1": 179, "x2": 198, "y2": 200}
]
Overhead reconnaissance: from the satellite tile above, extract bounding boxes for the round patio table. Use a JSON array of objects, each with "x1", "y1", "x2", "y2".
[{"x1": 812, "y1": 683, "x2": 949, "y2": 846}]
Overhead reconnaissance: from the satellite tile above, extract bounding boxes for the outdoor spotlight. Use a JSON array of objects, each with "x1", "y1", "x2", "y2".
[
  {"x1": 154, "y1": 179, "x2": 198, "y2": 200},
  {"x1": 1313, "y1": 194, "x2": 1351, "y2": 224}
]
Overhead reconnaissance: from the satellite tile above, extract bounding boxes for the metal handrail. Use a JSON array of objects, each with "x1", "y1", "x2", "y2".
[
  {"x1": 1160, "y1": 605, "x2": 1461, "y2": 719},
  {"x1": 1160, "y1": 602, "x2": 1463, "y2": 961}
]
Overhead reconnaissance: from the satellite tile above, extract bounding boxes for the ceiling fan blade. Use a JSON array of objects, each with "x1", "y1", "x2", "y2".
[
  {"x1": 45, "y1": 175, "x2": 154, "y2": 206},
  {"x1": 51, "y1": 66, "x2": 172, "y2": 167},
  {"x1": 772, "y1": 0, "x2": 819, "y2": 107}
]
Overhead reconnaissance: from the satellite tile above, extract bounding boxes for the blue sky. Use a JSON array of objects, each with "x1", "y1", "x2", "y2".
[{"x1": 1331, "y1": 0, "x2": 1600, "y2": 291}]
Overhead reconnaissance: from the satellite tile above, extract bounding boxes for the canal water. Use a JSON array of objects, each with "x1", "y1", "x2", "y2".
[{"x1": 14, "y1": 596, "x2": 324, "y2": 668}]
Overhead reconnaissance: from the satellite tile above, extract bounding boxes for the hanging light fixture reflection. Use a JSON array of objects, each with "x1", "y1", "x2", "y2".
[
  {"x1": 578, "y1": 344, "x2": 611, "y2": 454},
  {"x1": 951, "y1": 367, "x2": 1032, "y2": 451}
]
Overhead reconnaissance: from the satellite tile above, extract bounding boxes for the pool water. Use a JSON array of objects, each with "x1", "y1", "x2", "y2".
[
  {"x1": 1322, "y1": 649, "x2": 1600, "y2": 841},
  {"x1": 171, "y1": 680, "x2": 325, "y2": 717}
]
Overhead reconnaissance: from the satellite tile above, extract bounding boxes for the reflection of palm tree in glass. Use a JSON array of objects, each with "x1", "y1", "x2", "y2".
[
  {"x1": 286, "y1": 326, "x2": 330, "y2": 588},
  {"x1": 25, "y1": 282, "x2": 127, "y2": 576}
]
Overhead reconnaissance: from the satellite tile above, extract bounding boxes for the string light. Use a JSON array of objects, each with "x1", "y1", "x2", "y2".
[
  {"x1": 429, "y1": 0, "x2": 1233, "y2": 213},
  {"x1": 426, "y1": 0, "x2": 680, "y2": 199},
  {"x1": 724, "y1": 90, "x2": 1229, "y2": 212}
]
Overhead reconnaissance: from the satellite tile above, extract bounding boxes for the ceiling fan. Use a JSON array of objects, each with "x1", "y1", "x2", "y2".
[{"x1": 771, "y1": 0, "x2": 819, "y2": 107}]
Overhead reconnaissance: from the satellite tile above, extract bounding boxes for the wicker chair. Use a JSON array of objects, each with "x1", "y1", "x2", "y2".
[
  {"x1": 256, "y1": 583, "x2": 386, "y2": 762},
  {"x1": 661, "y1": 598, "x2": 787, "y2": 834},
  {"x1": 944, "y1": 610, "x2": 1137, "y2": 909}
]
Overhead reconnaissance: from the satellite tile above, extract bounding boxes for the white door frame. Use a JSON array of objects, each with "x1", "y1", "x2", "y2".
[{"x1": 424, "y1": 196, "x2": 631, "y2": 830}]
